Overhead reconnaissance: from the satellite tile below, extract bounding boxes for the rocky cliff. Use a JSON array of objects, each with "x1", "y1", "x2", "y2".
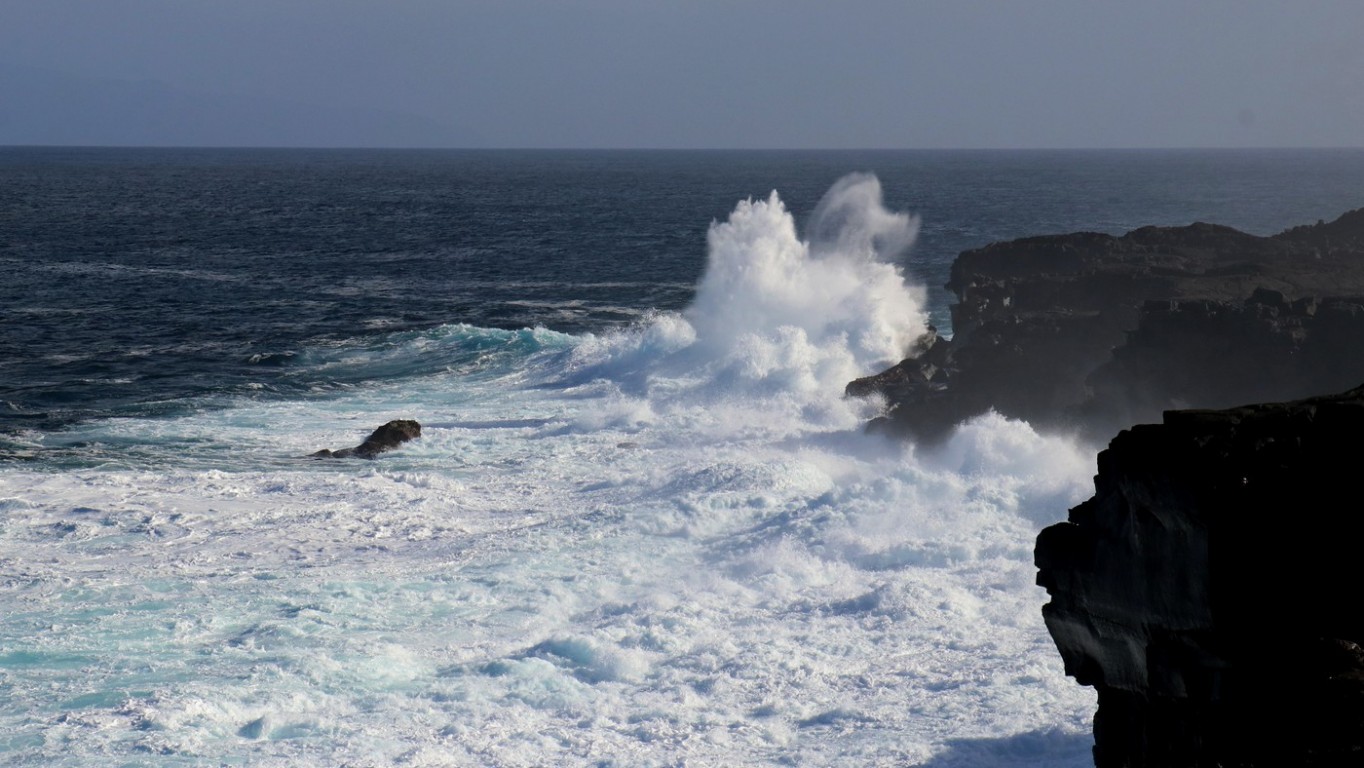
[
  {"x1": 849, "y1": 208, "x2": 1364, "y2": 441},
  {"x1": 1035, "y1": 387, "x2": 1364, "y2": 767}
]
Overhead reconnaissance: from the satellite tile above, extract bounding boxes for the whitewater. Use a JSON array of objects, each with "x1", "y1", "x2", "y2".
[{"x1": 5, "y1": 173, "x2": 1101, "y2": 765}]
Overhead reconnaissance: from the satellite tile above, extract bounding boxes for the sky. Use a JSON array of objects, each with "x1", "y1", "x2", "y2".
[{"x1": 1, "y1": 0, "x2": 1361, "y2": 149}]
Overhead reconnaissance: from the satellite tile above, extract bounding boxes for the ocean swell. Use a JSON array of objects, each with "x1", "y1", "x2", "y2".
[{"x1": 0, "y1": 175, "x2": 1098, "y2": 766}]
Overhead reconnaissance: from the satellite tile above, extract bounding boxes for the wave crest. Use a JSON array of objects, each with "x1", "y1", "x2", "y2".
[{"x1": 564, "y1": 174, "x2": 926, "y2": 423}]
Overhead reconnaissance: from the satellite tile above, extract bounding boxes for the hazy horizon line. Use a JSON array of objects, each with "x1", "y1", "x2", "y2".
[{"x1": 5, "y1": 144, "x2": 1364, "y2": 153}]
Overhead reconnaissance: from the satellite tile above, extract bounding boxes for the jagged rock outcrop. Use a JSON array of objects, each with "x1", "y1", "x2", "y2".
[
  {"x1": 849, "y1": 208, "x2": 1364, "y2": 441},
  {"x1": 1035, "y1": 386, "x2": 1364, "y2": 767},
  {"x1": 311, "y1": 419, "x2": 421, "y2": 459}
]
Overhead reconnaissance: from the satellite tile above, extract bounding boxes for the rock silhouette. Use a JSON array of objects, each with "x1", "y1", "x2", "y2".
[
  {"x1": 311, "y1": 419, "x2": 421, "y2": 459},
  {"x1": 1036, "y1": 386, "x2": 1364, "y2": 766}
]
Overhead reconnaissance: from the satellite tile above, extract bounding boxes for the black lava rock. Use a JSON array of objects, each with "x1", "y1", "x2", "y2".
[{"x1": 1035, "y1": 386, "x2": 1364, "y2": 767}]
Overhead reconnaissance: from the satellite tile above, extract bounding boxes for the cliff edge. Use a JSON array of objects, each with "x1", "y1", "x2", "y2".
[{"x1": 1035, "y1": 386, "x2": 1364, "y2": 766}]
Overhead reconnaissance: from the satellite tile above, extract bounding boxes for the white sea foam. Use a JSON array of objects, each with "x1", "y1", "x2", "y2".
[{"x1": 0, "y1": 175, "x2": 1097, "y2": 766}]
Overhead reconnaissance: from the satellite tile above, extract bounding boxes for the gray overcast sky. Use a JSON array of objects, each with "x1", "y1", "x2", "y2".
[{"x1": 1, "y1": 0, "x2": 1362, "y2": 148}]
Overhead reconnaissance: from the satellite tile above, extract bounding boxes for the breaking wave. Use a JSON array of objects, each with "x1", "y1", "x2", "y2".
[{"x1": 0, "y1": 174, "x2": 1098, "y2": 766}]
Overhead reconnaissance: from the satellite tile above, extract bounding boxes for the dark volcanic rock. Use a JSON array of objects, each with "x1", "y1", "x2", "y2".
[
  {"x1": 852, "y1": 207, "x2": 1364, "y2": 441},
  {"x1": 1083, "y1": 291, "x2": 1364, "y2": 430},
  {"x1": 312, "y1": 419, "x2": 421, "y2": 459},
  {"x1": 1035, "y1": 387, "x2": 1364, "y2": 767},
  {"x1": 844, "y1": 328, "x2": 966, "y2": 438}
]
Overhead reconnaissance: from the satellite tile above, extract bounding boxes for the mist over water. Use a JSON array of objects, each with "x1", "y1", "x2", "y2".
[
  {"x1": 689, "y1": 175, "x2": 926, "y2": 379},
  {"x1": 568, "y1": 174, "x2": 928, "y2": 447}
]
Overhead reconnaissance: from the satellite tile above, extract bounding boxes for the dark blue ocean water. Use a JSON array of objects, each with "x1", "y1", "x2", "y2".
[{"x1": 5, "y1": 147, "x2": 1364, "y2": 434}]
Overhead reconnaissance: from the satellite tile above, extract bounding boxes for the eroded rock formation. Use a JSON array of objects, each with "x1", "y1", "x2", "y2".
[{"x1": 1035, "y1": 387, "x2": 1364, "y2": 766}]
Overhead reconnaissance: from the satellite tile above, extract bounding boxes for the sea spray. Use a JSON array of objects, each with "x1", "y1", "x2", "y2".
[
  {"x1": 686, "y1": 174, "x2": 926, "y2": 384},
  {"x1": 563, "y1": 174, "x2": 927, "y2": 438}
]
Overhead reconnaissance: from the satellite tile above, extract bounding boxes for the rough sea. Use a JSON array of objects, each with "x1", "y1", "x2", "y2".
[{"x1": 4, "y1": 148, "x2": 1364, "y2": 766}]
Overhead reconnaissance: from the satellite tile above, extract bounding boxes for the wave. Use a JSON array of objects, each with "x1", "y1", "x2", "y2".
[
  {"x1": 547, "y1": 175, "x2": 927, "y2": 439},
  {"x1": 262, "y1": 323, "x2": 577, "y2": 387},
  {"x1": 0, "y1": 174, "x2": 1100, "y2": 764}
]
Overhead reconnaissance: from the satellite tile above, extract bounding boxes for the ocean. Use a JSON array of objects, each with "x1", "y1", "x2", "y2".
[{"x1": 3, "y1": 147, "x2": 1363, "y2": 766}]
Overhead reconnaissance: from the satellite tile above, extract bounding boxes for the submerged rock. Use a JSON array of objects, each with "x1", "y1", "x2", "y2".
[
  {"x1": 1035, "y1": 386, "x2": 1364, "y2": 766},
  {"x1": 851, "y1": 207, "x2": 1364, "y2": 441},
  {"x1": 311, "y1": 419, "x2": 421, "y2": 459}
]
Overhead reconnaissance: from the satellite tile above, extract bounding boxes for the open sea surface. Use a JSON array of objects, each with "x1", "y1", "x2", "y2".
[{"x1": 3, "y1": 147, "x2": 1363, "y2": 765}]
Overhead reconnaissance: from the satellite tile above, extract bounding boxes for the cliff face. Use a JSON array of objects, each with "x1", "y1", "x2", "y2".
[
  {"x1": 1035, "y1": 387, "x2": 1364, "y2": 767},
  {"x1": 1084, "y1": 290, "x2": 1364, "y2": 431},
  {"x1": 849, "y1": 207, "x2": 1364, "y2": 441}
]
